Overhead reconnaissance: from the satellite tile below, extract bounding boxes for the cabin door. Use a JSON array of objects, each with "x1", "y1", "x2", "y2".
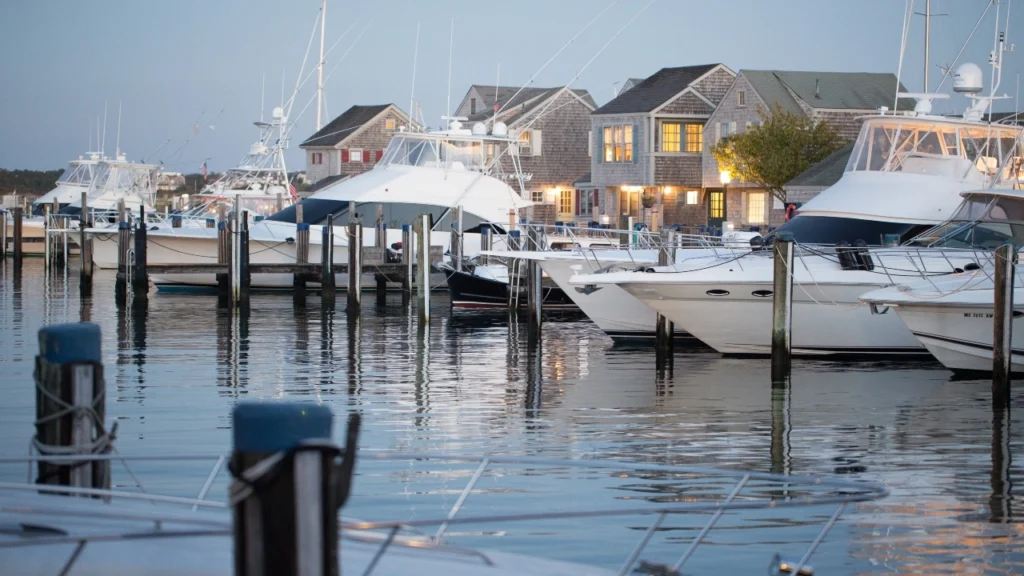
[{"x1": 707, "y1": 190, "x2": 726, "y2": 230}]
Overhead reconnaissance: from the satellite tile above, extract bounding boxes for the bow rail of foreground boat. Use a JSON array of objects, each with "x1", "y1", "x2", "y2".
[{"x1": 0, "y1": 451, "x2": 887, "y2": 575}]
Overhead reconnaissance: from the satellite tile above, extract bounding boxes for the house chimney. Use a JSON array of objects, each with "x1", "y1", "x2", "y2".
[{"x1": 815, "y1": 79, "x2": 821, "y2": 99}]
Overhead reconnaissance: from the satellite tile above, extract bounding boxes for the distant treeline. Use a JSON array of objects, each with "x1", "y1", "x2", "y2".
[{"x1": 0, "y1": 169, "x2": 64, "y2": 198}]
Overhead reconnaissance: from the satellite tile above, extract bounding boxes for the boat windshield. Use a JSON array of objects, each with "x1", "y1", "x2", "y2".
[
  {"x1": 379, "y1": 134, "x2": 491, "y2": 172},
  {"x1": 267, "y1": 198, "x2": 487, "y2": 231},
  {"x1": 764, "y1": 215, "x2": 929, "y2": 245},
  {"x1": 91, "y1": 164, "x2": 156, "y2": 195},
  {"x1": 845, "y1": 118, "x2": 1024, "y2": 185},
  {"x1": 907, "y1": 194, "x2": 1024, "y2": 248},
  {"x1": 56, "y1": 162, "x2": 95, "y2": 187},
  {"x1": 183, "y1": 195, "x2": 284, "y2": 218}
]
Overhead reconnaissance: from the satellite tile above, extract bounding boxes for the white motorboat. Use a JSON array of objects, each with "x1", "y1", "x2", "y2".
[
  {"x1": 31, "y1": 151, "x2": 102, "y2": 213},
  {"x1": 860, "y1": 189, "x2": 1024, "y2": 372},
  {"x1": 570, "y1": 44, "x2": 1024, "y2": 356},
  {"x1": 90, "y1": 120, "x2": 535, "y2": 290}
]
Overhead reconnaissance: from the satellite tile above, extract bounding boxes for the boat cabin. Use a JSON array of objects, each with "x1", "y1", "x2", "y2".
[{"x1": 909, "y1": 189, "x2": 1024, "y2": 248}]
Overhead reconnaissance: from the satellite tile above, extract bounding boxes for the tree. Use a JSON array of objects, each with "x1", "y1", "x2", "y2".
[{"x1": 712, "y1": 103, "x2": 845, "y2": 204}]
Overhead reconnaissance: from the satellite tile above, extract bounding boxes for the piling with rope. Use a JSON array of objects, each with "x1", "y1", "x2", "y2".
[
  {"x1": 229, "y1": 402, "x2": 360, "y2": 576},
  {"x1": 347, "y1": 218, "x2": 362, "y2": 314},
  {"x1": 771, "y1": 232, "x2": 795, "y2": 384},
  {"x1": 655, "y1": 229, "x2": 676, "y2": 356},
  {"x1": 33, "y1": 323, "x2": 113, "y2": 495},
  {"x1": 993, "y1": 242, "x2": 1016, "y2": 405}
]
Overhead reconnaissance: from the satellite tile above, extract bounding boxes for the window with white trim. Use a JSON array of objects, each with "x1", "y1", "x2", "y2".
[
  {"x1": 685, "y1": 190, "x2": 699, "y2": 205},
  {"x1": 385, "y1": 118, "x2": 396, "y2": 130},
  {"x1": 311, "y1": 152, "x2": 323, "y2": 165},
  {"x1": 349, "y1": 148, "x2": 363, "y2": 163},
  {"x1": 738, "y1": 91, "x2": 747, "y2": 107},
  {"x1": 518, "y1": 130, "x2": 532, "y2": 155},
  {"x1": 603, "y1": 125, "x2": 633, "y2": 162}
]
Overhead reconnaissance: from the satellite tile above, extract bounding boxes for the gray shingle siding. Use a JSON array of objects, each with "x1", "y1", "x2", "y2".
[{"x1": 590, "y1": 113, "x2": 650, "y2": 187}]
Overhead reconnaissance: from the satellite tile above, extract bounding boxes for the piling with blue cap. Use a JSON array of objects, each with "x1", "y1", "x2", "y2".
[
  {"x1": 230, "y1": 402, "x2": 339, "y2": 576},
  {"x1": 35, "y1": 323, "x2": 110, "y2": 492}
]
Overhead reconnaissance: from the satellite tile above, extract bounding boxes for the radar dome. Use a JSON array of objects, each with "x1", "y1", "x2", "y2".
[
  {"x1": 492, "y1": 121, "x2": 508, "y2": 137},
  {"x1": 272, "y1": 106, "x2": 285, "y2": 119},
  {"x1": 953, "y1": 63, "x2": 984, "y2": 94},
  {"x1": 472, "y1": 122, "x2": 487, "y2": 136}
]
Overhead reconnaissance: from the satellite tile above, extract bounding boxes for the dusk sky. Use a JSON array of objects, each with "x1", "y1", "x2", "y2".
[{"x1": 2, "y1": 0, "x2": 1021, "y2": 172}]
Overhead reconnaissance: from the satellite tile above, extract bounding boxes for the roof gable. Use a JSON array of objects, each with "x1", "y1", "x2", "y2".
[
  {"x1": 593, "y1": 64, "x2": 723, "y2": 114},
  {"x1": 458, "y1": 85, "x2": 553, "y2": 117},
  {"x1": 741, "y1": 70, "x2": 912, "y2": 115},
  {"x1": 301, "y1": 104, "x2": 396, "y2": 148},
  {"x1": 465, "y1": 87, "x2": 596, "y2": 125}
]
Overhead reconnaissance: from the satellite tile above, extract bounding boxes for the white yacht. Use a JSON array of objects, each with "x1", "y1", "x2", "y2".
[
  {"x1": 570, "y1": 63, "x2": 1024, "y2": 355},
  {"x1": 31, "y1": 151, "x2": 102, "y2": 213},
  {"x1": 91, "y1": 119, "x2": 535, "y2": 288},
  {"x1": 860, "y1": 189, "x2": 1024, "y2": 372}
]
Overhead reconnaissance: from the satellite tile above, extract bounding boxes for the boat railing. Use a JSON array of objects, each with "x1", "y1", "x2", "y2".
[{"x1": 0, "y1": 451, "x2": 887, "y2": 575}]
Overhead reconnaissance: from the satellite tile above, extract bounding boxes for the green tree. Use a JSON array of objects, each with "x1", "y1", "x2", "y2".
[{"x1": 712, "y1": 103, "x2": 845, "y2": 203}]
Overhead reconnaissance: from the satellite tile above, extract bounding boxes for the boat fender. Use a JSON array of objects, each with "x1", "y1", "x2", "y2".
[
  {"x1": 785, "y1": 204, "x2": 797, "y2": 221},
  {"x1": 285, "y1": 237, "x2": 295, "y2": 244},
  {"x1": 749, "y1": 236, "x2": 765, "y2": 250},
  {"x1": 852, "y1": 239, "x2": 874, "y2": 271},
  {"x1": 642, "y1": 266, "x2": 656, "y2": 273},
  {"x1": 835, "y1": 241, "x2": 858, "y2": 270},
  {"x1": 964, "y1": 262, "x2": 981, "y2": 271}
]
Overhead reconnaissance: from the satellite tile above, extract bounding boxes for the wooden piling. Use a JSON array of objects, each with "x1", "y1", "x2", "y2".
[
  {"x1": 452, "y1": 205, "x2": 464, "y2": 272},
  {"x1": 401, "y1": 224, "x2": 413, "y2": 301},
  {"x1": 294, "y1": 203, "x2": 309, "y2": 301},
  {"x1": 416, "y1": 213, "x2": 431, "y2": 325},
  {"x1": 347, "y1": 219, "x2": 362, "y2": 313},
  {"x1": 320, "y1": 214, "x2": 336, "y2": 304},
  {"x1": 375, "y1": 204, "x2": 385, "y2": 249},
  {"x1": 132, "y1": 207, "x2": 149, "y2": 301},
  {"x1": 993, "y1": 243, "x2": 1016, "y2": 404},
  {"x1": 79, "y1": 192, "x2": 92, "y2": 296},
  {"x1": 43, "y1": 204, "x2": 51, "y2": 267},
  {"x1": 34, "y1": 323, "x2": 110, "y2": 495},
  {"x1": 771, "y1": 232, "x2": 795, "y2": 384},
  {"x1": 655, "y1": 229, "x2": 675, "y2": 355},
  {"x1": 12, "y1": 206, "x2": 22, "y2": 262},
  {"x1": 526, "y1": 225, "x2": 543, "y2": 337},
  {"x1": 217, "y1": 219, "x2": 231, "y2": 301},
  {"x1": 480, "y1": 226, "x2": 492, "y2": 266},
  {"x1": 115, "y1": 217, "x2": 130, "y2": 305},
  {"x1": 230, "y1": 403, "x2": 357, "y2": 576},
  {"x1": 0, "y1": 209, "x2": 7, "y2": 261},
  {"x1": 276, "y1": 191, "x2": 284, "y2": 214}
]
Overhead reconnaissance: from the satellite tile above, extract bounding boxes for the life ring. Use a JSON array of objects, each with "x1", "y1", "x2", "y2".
[{"x1": 785, "y1": 204, "x2": 797, "y2": 221}]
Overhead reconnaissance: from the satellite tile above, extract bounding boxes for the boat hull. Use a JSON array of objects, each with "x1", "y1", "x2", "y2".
[
  {"x1": 445, "y1": 267, "x2": 578, "y2": 311},
  {"x1": 893, "y1": 304, "x2": 1024, "y2": 372}
]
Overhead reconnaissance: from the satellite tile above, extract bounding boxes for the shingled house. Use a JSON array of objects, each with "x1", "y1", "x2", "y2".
[
  {"x1": 455, "y1": 85, "x2": 596, "y2": 223},
  {"x1": 701, "y1": 71, "x2": 909, "y2": 229},
  {"x1": 300, "y1": 104, "x2": 414, "y2": 189},
  {"x1": 589, "y1": 64, "x2": 735, "y2": 230}
]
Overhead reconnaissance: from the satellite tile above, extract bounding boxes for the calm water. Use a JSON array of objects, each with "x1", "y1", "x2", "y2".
[{"x1": 1, "y1": 259, "x2": 1023, "y2": 574}]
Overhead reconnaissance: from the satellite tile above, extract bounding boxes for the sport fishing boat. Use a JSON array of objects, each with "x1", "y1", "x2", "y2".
[
  {"x1": 570, "y1": 53, "x2": 1024, "y2": 356},
  {"x1": 31, "y1": 151, "x2": 102, "y2": 214},
  {"x1": 860, "y1": 189, "x2": 1024, "y2": 372},
  {"x1": 92, "y1": 119, "x2": 535, "y2": 289}
]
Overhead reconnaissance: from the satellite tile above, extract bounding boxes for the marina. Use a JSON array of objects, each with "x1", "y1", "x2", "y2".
[{"x1": 4, "y1": 0, "x2": 1024, "y2": 572}]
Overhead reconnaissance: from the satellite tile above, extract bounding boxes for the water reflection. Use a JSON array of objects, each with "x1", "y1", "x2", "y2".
[{"x1": 990, "y1": 406, "x2": 1013, "y2": 523}]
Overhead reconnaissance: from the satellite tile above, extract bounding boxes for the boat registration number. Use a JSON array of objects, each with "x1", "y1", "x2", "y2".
[{"x1": 963, "y1": 312, "x2": 993, "y2": 318}]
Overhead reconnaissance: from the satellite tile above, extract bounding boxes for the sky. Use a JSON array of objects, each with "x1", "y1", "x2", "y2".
[{"x1": 1, "y1": 0, "x2": 1022, "y2": 172}]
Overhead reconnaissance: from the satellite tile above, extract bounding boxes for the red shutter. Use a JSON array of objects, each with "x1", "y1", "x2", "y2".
[
  {"x1": 363, "y1": 150, "x2": 371, "y2": 163},
  {"x1": 593, "y1": 189, "x2": 600, "y2": 210},
  {"x1": 575, "y1": 190, "x2": 581, "y2": 215},
  {"x1": 375, "y1": 149, "x2": 383, "y2": 162},
  {"x1": 341, "y1": 149, "x2": 349, "y2": 163}
]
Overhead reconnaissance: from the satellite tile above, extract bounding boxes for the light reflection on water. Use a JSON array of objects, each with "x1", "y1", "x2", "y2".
[{"x1": 1, "y1": 259, "x2": 1022, "y2": 574}]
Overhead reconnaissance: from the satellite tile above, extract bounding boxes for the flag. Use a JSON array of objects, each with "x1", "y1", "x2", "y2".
[
  {"x1": 200, "y1": 161, "x2": 208, "y2": 181},
  {"x1": 493, "y1": 102, "x2": 499, "y2": 112},
  {"x1": 288, "y1": 182, "x2": 298, "y2": 202}
]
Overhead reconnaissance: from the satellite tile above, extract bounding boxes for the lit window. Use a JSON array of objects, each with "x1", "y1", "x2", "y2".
[
  {"x1": 614, "y1": 126, "x2": 624, "y2": 161},
  {"x1": 685, "y1": 190, "x2": 699, "y2": 205},
  {"x1": 603, "y1": 127, "x2": 613, "y2": 162},
  {"x1": 747, "y1": 192, "x2": 766, "y2": 224},
  {"x1": 708, "y1": 192, "x2": 724, "y2": 219},
  {"x1": 385, "y1": 118, "x2": 396, "y2": 130},
  {"x1": 661, "y1": 122, "x2": 681, "y2": 153},
  {"x1": 518, "y1": 130, "x2": 532, "y2": 155},
  {"x1": 602, "y1": 125, "x2": 633, "y2": 163},
  {"x1": 624, "y1": 125, "x2": 633, "y2": 161},
  {"x1": 559, "y1": 189, "x2": 572, "y2": 215},
  {"x1": 685, "y1": 124, "x2": 703, "y2": 153},
  {"x1": 738, "y1": 91, "x2": 747, "y2": 107},
  {"x1": 349, "y1": 148, "x2": 363, "y2": 163}
]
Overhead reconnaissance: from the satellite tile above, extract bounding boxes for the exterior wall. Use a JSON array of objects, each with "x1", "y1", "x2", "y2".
[
  {"x1": 811, "y1": 110, "x2": 870, "y2": 140},
  {"x1": 305, "y1": 149, "x2": 332, "y2": 184},
  {"x1": 653, "y1": 156, "x2": 702, "y2": 187},
  {"x1": 454, "y1": 87, "x2": 488, "y2": 117},
  {"x1": 301, "y1": 107, "x2": 406, "y2": 184},
  {"x1": 658, "y1": 91, "x2": 714, "y2": 115},
  {"x1": 590, "y1": 113, "x2": 651, "y2": 189},
  {"x1": 661, "y1": 188, "x2": 708, "y2": 228},
  {"x1": 513, "y1": 90, "x2": 592, "y2": 192},
  {"x1": 692, "y1": 66, "x2": 736, "y2": 105},
  {"x1": 701, "y1": 73, "x2": 770, "y2": 189}
]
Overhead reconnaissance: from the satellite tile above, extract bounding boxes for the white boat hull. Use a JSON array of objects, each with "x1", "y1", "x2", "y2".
[{"x1": 892, "y1": 304, "x2": 1024, "y2": 372}]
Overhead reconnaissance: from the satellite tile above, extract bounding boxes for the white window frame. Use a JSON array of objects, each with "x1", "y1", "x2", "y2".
[
  {"x1": 738, "y1": 90, "x2": 747, "y2": 107},
  {"x1": 518, "y1": 130, "x2": 533, "y2": 155},
  {"x1": 349, "y1": 148, "x2": 363, "y2": 163},
  {"x1": 385, "y1": 118, "x2": 396, "y2": 130},
  {"x1": 685, "y1": 190, "x2": 699, "y2": 205}
]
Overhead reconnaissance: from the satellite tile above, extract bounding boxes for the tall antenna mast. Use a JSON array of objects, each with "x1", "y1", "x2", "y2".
[
  {"x1": 409, "y1": 22, "x2": 420, "y2": 130},
  {"x1": 446, "y1": 18, "x2": 454, "y2": 118},
  {"x1": 101, "y1": 101, "x2": 108, "y2": 157},
  {"x1": 491, "y1": 64, "x2": 500, "y2": 126},
  {"x1": 316, "y1": 0, "x2": 327, "y2": 130},
  {"x1": 924, "y1": 0, "x2": 931, "y2": 91},
  {"x1": 261, "y1": 71, "x2": 266, "y2": 123},
  {"x1": 88, "y1": 118, "x2": 92, "y2": 153},
  {"x1": 115, "y1": 101, "x2": 122, "y2": 158}
]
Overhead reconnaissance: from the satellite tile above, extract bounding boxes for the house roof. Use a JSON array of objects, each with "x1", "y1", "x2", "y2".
[
  {"x1": 300, "y1": 104, "x2": 392, "y2": 148},
  {"x1": 593, "y1": 64, "x2": 721, "y2": 114},
  {"x1": 742, "y1": 70, "x2": 912, "y2": 115},
  {"x1": 465, "y1": 87, "x2": 596, "y2": 125},
  {"x1": 574, "y1": 172, "x2": 592, "y2": 186},
  {"x1": 785, "y1": 142, "x2": 855, "y2": 189}
]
